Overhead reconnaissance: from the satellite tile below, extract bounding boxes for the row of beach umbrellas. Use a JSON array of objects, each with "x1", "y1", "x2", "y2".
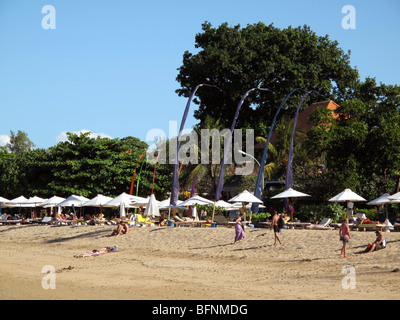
[
  {"x1": 2, "y1": 188, "x2": 399, "y2": 221},
  {"x1": 270, "y1": 187, "x2": 400, "y2": 221},
  {"x1": 0, "y1": 190, "x2": 264, "y2": 220}
]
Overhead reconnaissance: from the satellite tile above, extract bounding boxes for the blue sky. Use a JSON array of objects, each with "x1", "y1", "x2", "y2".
[{"x1": 0, "y1": 0, "x2": 399, "y2": 149}]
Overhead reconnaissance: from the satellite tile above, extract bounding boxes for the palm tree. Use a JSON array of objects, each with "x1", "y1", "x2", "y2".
[
  {"x1": 257, "y1": 114, "x2": 308, "y2": 181},
  {"x1": 182, "y1": 115, "x2": 225, "y2": 198},
  {"x1": 254, "y1": 136, "x2": 278, "y2": 181}
]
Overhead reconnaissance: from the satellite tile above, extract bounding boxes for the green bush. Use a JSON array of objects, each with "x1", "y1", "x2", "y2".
[
  {"x1": 250, "y1": 212, "x2": 271, "y2": 223},
  {"x1": 297, "y1": 203, "x2": 346, "y2": 223}
]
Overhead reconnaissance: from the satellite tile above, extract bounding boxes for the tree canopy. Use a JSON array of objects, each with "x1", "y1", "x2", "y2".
[
  {"x1": 0, "y1": 132, "x2": 172, "y2": 200},
  {"x1": 176, "y1": 22, "x2": 359, "y2": 137}
]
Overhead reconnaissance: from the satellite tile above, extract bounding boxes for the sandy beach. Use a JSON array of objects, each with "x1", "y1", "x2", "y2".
[{"x1": 1, "y1": 223, "x2": 400, "y2": 300}]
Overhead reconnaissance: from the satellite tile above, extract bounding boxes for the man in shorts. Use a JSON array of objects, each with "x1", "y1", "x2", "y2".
[{"x1": 270, "y1": 211, "x2": 282, "y2": 245}]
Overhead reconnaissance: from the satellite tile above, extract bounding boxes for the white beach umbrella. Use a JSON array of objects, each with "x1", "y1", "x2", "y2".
[
  {"x1": 214, "y1": 200, "x2": 233, "y2": 208},
  {"x1": 180, "y1": 195, "x2": 214, "y2": 207},
  {"x1": 83, "y1": 194, "x2": 114, "y2": 214},
  {"x1": 143, "y1": 194, "x2": 160, "y2": 218},
  {"x1": 0, "y1": 197, "x2": 10, "y2": 203},
  {"x1": 329, "y1": 188, "x2": 366, "y2": 219},
  {"x1": 228, "y1": 190, "x2": 264, "y2": 204},
  {"x1": 3, "y1": 195, "x2": 28, "y2": 208},
  {"x1": 178, "y1": 195, "x2": 213, "y2": 220},
  {"x1": 158, "y1": 198, "x2": 186, "y2": 210},
  {"x1": 228, "y1": 190, "x2": 264, "y2": 223},
  {"x1": 269, "y1": 188, "x2": 310, "y2": 221},
  {"x1": 105, "y1": 193, "x2": 147, "y2": 208},
  {"x1": 38, "y1": 196, "x2": 66, "y2": 216},
  {"x1": 270, "y1": 188, "x2": 311, "y2": 199},
  {"x1": 0, "y1": 197, "x2": 9, "y2": 215},
  {"x1": 367, "y1": 193, "x2": 392, "y2": 206},
  {"x1": 389, "y1": 191, "x2": 400, "y2": 201},
  {"x1": 368, "y1": 193, "x2": 400, "y2": 220},
  {"x1": 22, "y1": 196, "x2": 48, "y2": 207},
  {"x1": 228, "y1": 202, "x2": 266, "y2": 210},
  {"x1": 56, "y1": 195, "x2": 90, "y2": 207},
  {"x1": 83, "y1": 194, "x2": 114, "y2": 207},
  {"x1": 329, "y1": 189, "x2": 366, "y2": 202},
  {"x1": 119, "y1": 201, "x2": 126, "y2": 218},
  {"x1": 38, "y1": 196, "x2": 66, "y2": 207}
]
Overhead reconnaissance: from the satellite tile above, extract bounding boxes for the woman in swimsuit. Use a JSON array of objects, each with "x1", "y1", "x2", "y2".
[{"x1": 339, "y1": 219, "x2": 351, "y2": 258}]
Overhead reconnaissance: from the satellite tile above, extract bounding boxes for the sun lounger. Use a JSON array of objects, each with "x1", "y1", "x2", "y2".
[
  {"x1": 286, "y1": 221, "x2": 311, "y2": 229},
  {"x1": 306, "y1": 218, "x2": 332, "y2": 230},
  {"x1": 214, "y1": 215, "x2": 229, "y2": 226},
  {"x1": 357, "y1": 223, "x2": 385, "y2": 232},
  {"x1": 0, "y1": 215, "x2": 8, "y2": 225},
  {"x1": 135, "y1": 214, "x2": 155, "y2": 227},
  {"x1": 40, "y1": 216, "x2": 53, "y2": 225},
  {"x1": 173, "y1": 216, "x2": 207, "y2": 227},
  {"x1": 3, "y1": 219, "x2": 23, "y2": 225}
]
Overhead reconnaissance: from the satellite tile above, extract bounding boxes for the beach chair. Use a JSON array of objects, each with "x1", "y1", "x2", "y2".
[
  {"x1": 173, "y1": 215, "x2": 190, "y2": 227},
  {"x1": 0, "y1": 215, "x2": 8, "y2": 225},
  {"x1": 286, "y1": 221, "x2": 311, "y2": 229},
  {"x1": 3, "y1": 218, "x2": 23, "y2": 225},
  {"x1": 214, "y1": 215, "x2": 229, "y2": 226},
  {"x1": 307, "y1": 218, "x2": 332, "y2": 230},
  {"x1": 40, "y1": 216, "x2": 53, "y2": 225},
  {"x1": 136, "y1": 214, "x2": 154, "y2": 227}
]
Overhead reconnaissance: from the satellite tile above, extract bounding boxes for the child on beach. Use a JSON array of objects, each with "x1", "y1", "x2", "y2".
[{"x1": 339, "y1": 219, "x2": 351, "y2": 258}]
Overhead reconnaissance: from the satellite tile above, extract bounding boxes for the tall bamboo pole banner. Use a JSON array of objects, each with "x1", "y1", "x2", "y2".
[
  {"x1": 284, "y1": 90, "x2": 324, "y2": 209},
  {"x1": 188, "y1": 170, "x2": 200, "y2": 218},
  {"x1": 152, "y1": 148, "x2": 163, "y2": 194},
  {"x1": 129, "y1": 149, "x2": 148, "y2": 195},
  {"x1": 170, "y1": 84, "x2": 221, "y2": 206},
  {"x1": 251, "y1": 88, "x2": 304, "y2": 213},
  {"x1": 135, "y1": 159, "x2": 146, "y2": 196},
  {"x1": 215, "y1": 87, "x2": 272, "y2": 201}
]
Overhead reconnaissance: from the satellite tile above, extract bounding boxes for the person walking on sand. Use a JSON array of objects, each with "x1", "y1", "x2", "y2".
[
  {"x1": 234, "y1": 213, "x2": 245, "y2": 243},
  {"x1": 270, "y1": 210, "x2": 282, "y2": 245},
  {"x1": 339, "y1": 218, "x2": 351, "y2": 258}
]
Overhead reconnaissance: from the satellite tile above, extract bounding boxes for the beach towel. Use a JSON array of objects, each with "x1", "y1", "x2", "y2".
[{"x1": 234, "y1": 223, "x2": 245, "y2": 242}]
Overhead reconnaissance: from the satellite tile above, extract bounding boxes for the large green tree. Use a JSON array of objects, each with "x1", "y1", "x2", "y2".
[
  {"x1": 176, "y1": 22, "x2": 359, "y2": 137},
  {"x1": 304, "y1": 78, "x2": 400, "y2": 201},
  {"x1": 0, "y1": 132, "x2": 172, "y2": 200},
  {"x1": 5, "y1": 130, "x2": 35, "y2": 154}
]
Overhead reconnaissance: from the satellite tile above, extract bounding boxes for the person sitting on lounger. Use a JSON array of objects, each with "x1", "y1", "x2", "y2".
[{"x1": 364, "y1": 231, "x2": 386, "y2": 253}]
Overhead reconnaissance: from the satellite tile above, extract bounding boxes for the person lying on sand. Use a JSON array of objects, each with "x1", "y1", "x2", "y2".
[{"x1": 74, "y1": 245, "x2": 118, "y2": 258}]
